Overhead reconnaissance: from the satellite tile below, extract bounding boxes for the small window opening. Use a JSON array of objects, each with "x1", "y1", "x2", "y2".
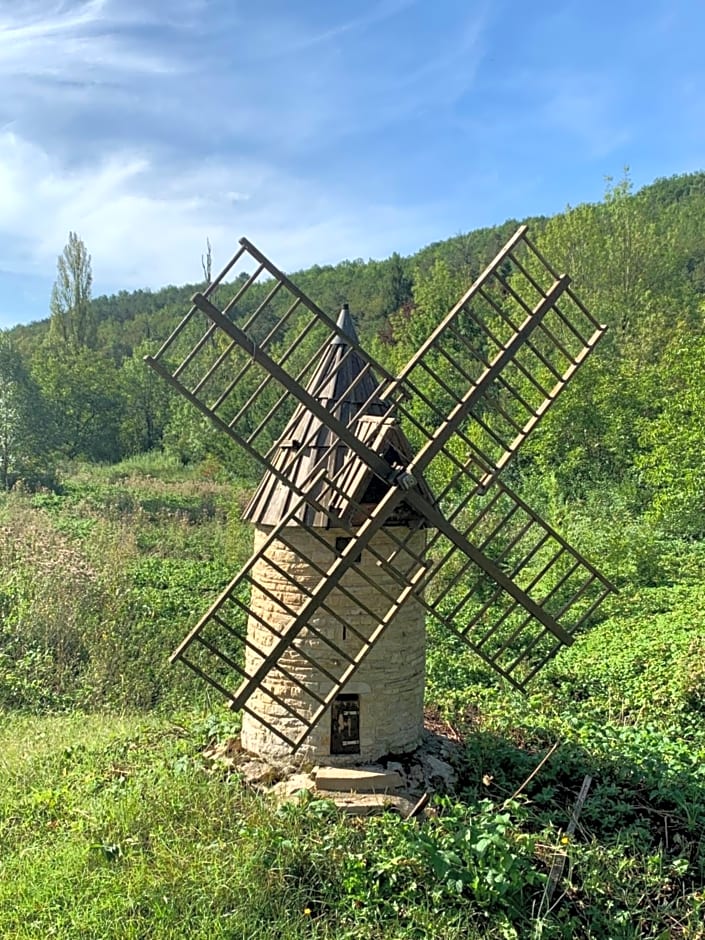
[{"x1": 335, "y1": 536, "x2": 362, "y2": 564}]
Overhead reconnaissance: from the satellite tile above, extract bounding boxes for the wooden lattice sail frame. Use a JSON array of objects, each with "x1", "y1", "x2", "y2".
[{"x1": 146, "y1": 226, "x2": 615, "y2": 753}]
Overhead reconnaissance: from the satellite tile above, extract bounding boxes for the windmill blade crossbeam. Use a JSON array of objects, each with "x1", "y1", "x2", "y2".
[{"x1": 412, "y1": 481, "x2": 614, "y2": 683}]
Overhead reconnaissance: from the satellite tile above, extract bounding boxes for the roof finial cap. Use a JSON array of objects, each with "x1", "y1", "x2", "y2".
[{"x1": 332, "y1": 303, "x2": 358, "y2": 345}]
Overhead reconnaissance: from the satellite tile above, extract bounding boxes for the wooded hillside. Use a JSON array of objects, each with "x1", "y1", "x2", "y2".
[{"x1": 3, "y1": 171, "x2": 705, "y2": 547}]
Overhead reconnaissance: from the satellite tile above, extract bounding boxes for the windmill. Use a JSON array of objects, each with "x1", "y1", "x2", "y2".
[{"x1": 145, "y1": 225, "x2": 614, "y2": 765}]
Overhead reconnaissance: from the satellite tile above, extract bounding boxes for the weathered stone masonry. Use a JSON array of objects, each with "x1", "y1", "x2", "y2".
[{"x1": 241, "y1": 525, "x2": 426, "y2": 764}]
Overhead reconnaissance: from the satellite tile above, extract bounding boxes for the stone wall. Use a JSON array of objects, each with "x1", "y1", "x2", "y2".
[{"x1": 240, "y1": 525, "x2": 426, "y2": 765}]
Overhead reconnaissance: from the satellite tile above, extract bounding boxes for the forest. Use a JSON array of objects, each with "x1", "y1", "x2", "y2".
[{"x1": 0, "y1": 171, "x2": 704, "y2": 938}]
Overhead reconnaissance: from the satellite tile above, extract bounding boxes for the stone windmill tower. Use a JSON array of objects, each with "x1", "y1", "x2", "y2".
[
  {"x1": 239, "y1": 304, "x2": 434, "y2": 763},
  {"x1": 146, "y1": 226, "x2": 614, "y2": 765}
]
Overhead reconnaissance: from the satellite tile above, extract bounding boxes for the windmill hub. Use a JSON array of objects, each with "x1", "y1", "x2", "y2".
[{"x1": 392, "y1": 469, "x2": 417, "y2": 490}]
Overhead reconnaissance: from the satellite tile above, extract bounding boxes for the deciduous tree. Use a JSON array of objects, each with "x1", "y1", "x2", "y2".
[
  {"x1": 49, "y1": 232, "x2": 96, "y2": 349},
  {"x1": 0, "y1": 334, "x2": 54, "y2": 488},
  {"x1": 34, "y1": 347, "x2": 124, "y2": 462}
]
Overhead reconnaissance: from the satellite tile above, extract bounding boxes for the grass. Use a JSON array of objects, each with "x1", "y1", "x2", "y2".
[
  {"x1": 1, "y1": 699, "x2": 703, "y2": 938},
  {"x1": 0, "y1": 713, "x2": 488, "y2": 939},
  {"x1": 1, "y1": 458, "x2": 704, "y2": 937},
  {"x1": 0, "y1": 460, "x2": 252, "y2": 712}
]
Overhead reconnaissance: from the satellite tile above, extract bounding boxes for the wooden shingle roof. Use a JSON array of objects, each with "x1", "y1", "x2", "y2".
[{"x1": 243, "y1": 305, "x2": 434, "y2": 528}]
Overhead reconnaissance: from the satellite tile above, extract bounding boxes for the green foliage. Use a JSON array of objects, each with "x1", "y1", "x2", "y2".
[
  {"x1": 637, "y1": 322, "x2": 705, "y2": 537},
  {"x1": 0, "y1": 715, "x2": 541, "y2": 938},
  {"x1": 2, "y1": 170, "x2": 705, "y2": 936},
  {"x1": 392, "y1": 258, "x2": 467, "y2": 357},
  {"x1": 0, "y1": 463, "x2": 243, "y2": 711},
  {"x1": 119, "y1": 341, "x2": 172, "y2": 453},
  {"x1": 541, "y1": 582, "x2": 705, "y2": 720},
  {"x1": 1, "y1": 454, "x2": 704, "y2": 936},
  {"x1": 49, "y1": 231, "x2": 96, "y2": 350},
  {"x1": 33, "y1": 346, "x2": 125, "y2": 462},
  {"x1": 502, "y1": 172, "x2": 701, "y2": 511},
  {"x1": 4, "y1": 168, "x2": 705, "y2": 500},
  {"x1": 0, "y1": 333, "x2": 56, "y2": 489},
  {"x1": 1, "y1": 706, "x2": 704, "y2": 938}
]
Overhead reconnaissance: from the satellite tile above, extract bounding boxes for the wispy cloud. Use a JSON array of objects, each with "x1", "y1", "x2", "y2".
[
  {"x1": 0, "y1": 0, "x2": 703, "y2": 328},
  {"x1": 0, "y1": 130, "x2": 436, "y2": 302},
  {"x1": 0, "y1": 0, "x2": 484, "y2": 314},
  {"x1": 248, "y1": 0, "x2": 417, "y2": 59},
  {"x1": 0, "y1": 0, "x2": 179, "y2": 78}
]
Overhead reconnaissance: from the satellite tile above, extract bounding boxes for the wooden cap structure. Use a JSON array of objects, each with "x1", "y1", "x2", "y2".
[{"x1": 243, "y1": 304, "x2": 434, "y2": 528}]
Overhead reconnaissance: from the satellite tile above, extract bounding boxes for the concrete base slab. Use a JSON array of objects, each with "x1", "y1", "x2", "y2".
[
  {"x1": 314, "y1": 766, "x2": 404, "y2": 792},
  {"x1": 202, "y1": 719, "x2": 461, "y2": 820}
]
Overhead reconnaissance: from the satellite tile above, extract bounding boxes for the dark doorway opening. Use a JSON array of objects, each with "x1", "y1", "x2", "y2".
[{"x1": 331, "y1": 694, "x2": 360, "y2": 755}]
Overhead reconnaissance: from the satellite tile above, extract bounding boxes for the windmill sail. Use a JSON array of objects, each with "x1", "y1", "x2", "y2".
[
  {"x1": 145, "y1": 239, "x2": 398, "y2": 489},
  {"x1": 378, "y1": 225, "x2": 606, "y2": 492},
  {"x1": 146, "y1": 227, "x2": 615, "y2": 751}
]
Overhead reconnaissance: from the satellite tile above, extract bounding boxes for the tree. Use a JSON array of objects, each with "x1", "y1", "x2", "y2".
[
  {"x1": 379, "y1": 259, "x2": 483, "y2": 487},
  {"x1": 388, "y1": 258, "x2": 467, "y2": 361},
  {"x1": 637, "y1": 320, "x2": 705, "y2": 537},
  {"x1": 49, "y1": 232, "x2": 96, "y2": 349},
  {"x1": 201, "y1": 237, "x2": 213, "y2": 283},
  {"x1": 119, "y1": 343, "x2": 173, "y2": 454},
  {"x1": 532, "y1": 172, "x2": 673, "y2": 362},
  {"x1": 34, "y1": 346, "x2": 124, "y2": 462},
  {"x1": 382, "y1": 252, "x2": 413, "y2": 315},
  {"x1": 517, "y1": 174, "x2": 677, "y2": 493},
  {"x1": 0, "y1": 334, "x2": 55, "y2": 489}
]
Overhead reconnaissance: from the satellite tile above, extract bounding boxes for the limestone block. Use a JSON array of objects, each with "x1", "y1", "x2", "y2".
[{"x1": 315, "y1": 767, "x2": 404, "y2": 792}]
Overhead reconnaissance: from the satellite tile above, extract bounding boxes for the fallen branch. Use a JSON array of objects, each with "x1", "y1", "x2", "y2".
[{"x1": 503, "y1": 740, "x2": 560, "y2": 807}]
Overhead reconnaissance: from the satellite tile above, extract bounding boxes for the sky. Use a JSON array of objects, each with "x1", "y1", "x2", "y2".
[{"x1": 0, "y1": 0, "x2": 703, "y2": 329}]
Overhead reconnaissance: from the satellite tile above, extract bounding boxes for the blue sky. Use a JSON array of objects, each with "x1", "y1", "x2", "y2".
[{"x1": 0, "y1": 0, "x2": 703, "y2": 329}]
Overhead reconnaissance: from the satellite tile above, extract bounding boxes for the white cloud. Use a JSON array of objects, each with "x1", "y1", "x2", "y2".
[
  {"x1": 5, "y1": 0, "x2": 696, "y2": 331},
  {"x1": 0, "y1": 131, "x2": 435, "y2": 300}
]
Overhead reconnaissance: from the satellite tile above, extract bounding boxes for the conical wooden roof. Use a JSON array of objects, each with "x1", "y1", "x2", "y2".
[{"x1": 243, "y1": 305, "x2": 433, "y2": 528}]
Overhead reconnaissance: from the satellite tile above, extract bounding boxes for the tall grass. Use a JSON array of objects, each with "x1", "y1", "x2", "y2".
[{"x1": 0, "y1": 461, "x2": 252, "y2": 712}]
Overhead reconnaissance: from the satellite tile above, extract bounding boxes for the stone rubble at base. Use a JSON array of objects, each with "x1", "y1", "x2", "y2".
[{"x1": 204, "y1": 728, "x2": 459, "y2": 816}]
